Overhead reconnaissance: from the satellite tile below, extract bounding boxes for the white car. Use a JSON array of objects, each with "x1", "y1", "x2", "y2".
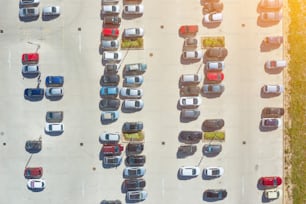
[
  {"x1": 263, "y1": 84, "x2": 284, "y2": 94},
  {"x1": 103, "y1": 51, "x2": 122, "y2": 62},
  {"x1": 182, "y1": 50, "x2": 203, "y2": 60},
  {"x1": 203, "y1": 167, "x2": 224, "y2": 177},
  {"x1": 265, "y1": 60, "x2": 287, "y2": 69},
  {"x1": 123, "y1": 99, "x2": 144, "y2": 110},
  {"x1": 42, "y1": 6, "x2": 60, "y2": 16},
  {"x1": 45, "y1": 123, "x2": 64, "y2": 133},
  {"x1": 101, "y1": 0, "x2": 119, "y2": 4},
  {"x1": 20, "y1": 0, "x2": 40, "y2": 6},
  {"x1": 22, "y1": 65, "x2": 39, "y2": 74},
  {"x1": 45, "y1": 87, "x2": 63, "y2": 97},
  {"x1": 19, "y1": 7, "x2": 39, "y2": 18},
  {"x1": 203, "y1": 12, "x2": 223, "y2": 23},
  {"x1": 120, "y1": 88, "x2": 143, "y2": 98},
  {"x1": 124, "y1": 75, "x2": 144, "y2": 87},
  {"x1": 206, "y1": 61, "x2": 225, "y2": 71},
  {"x1": 101, "y1": 40, "x2": 119, "y2": 51},
  {"x1": 180, "y1": 74, "x2": 202, "y2": 85},
  {"x1": 179, "y1": 166, "x2": 200, "y2": 177},
  {"x1": 101, "y1": 5, "x2": 120, "y2": 15},
  {"x1": 179, "y1": 97, "x2": 202, "y2": 107},
  {"x1": 126, "y1": 190, "x2": 148, "y2": 201},
  {"x1": 264, "y1": 189, "x2": 281, "y2": 200},
  {"x1": 123, "y1": 4, "x2": 144, "y2": 15},
  {"x1": 27, "y1": 179, "x2": 46, "y2": 190},
  {"x1": 123, "y1": 28, "x2": 144, "y2": 38},
  {"x1": 99, "y1": 132, "x2": 120, "y2": 143}
]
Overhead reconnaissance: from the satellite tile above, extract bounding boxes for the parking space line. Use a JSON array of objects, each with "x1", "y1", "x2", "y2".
[
  {"x1": 8, "y1": 50, "x2": 11, "y2": 69},
  {"x1": 78, "y1": 33, "x2": 82, "y2": 53}
]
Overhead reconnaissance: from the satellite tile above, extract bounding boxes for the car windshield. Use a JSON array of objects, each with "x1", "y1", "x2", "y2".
[{"x1": 52, "y1": 7, "x2": 56, "y2": 12}]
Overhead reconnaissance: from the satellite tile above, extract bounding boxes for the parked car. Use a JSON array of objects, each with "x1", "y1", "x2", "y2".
[
  {"x1": 179, "y1": 25, "x2": 198, "y2": 36},
  {"x1": 200, "y1": 0, "x2": 221, "y2": 4},
  {"x1": 182, "y1": 50, "x2": 203, "y2": 60},
  {"x1": 126, "y1": 190, "x2": 147, "y2": 201},
  {"x1": 101, "y1": 5, "x2": 120, "y2": 15},
  {"x1": 24, "y1": 88, "x2": 44, "y2": 99},
  {"x1": 101, "y1": 40, "x2": 119, "y2": 51},
  {"x1": 124, "y1": 75, "x2": 144, "y2": 87},
  {"x1": 123, "y1": 132, "x2": 145, "y2": 141},
  {"x1": 123, "y1": 28, "x2": 144, "y2": 38},
  {"x1": 260, "y1": 11, "x2": 282, "y2": 22},
  {"x1": 179, "y1": 166, "x2": 200, "y2": 177},
  {"x1": 42, "y1": 6, "x2": 60, "y2": 16},
  {"x1": 204, "y1": 189, "x2": 227, "y2": 200},
  {"x1": 99, "y1": 99, "x2": 120, "y2": 110},
  {"x1": 259, "y1": 176, "x2": 282, "y2": 187},
  {"x1": 103, "y1": 16, "x2": 121, "y2": 26},
  {"x1": 204, "y1": 167, "x2": 224, "y2": 177},
  {"x1": 205, "y1": 47, "x2": 228, "y2": 60},
  {"x1": 101, "y1": 111, "x2": 119, "y2": 122},
  {"x1": 259, "y1": 0, "x2": 283, "y2": 10},
  {"x1": 102, "y1": 144, "x2": 124, "y2": 155},
  {"x1": 27, "y1": 179, "x2": 46, "y2": 190},
  {"x1": 103, "y1": 51, "x2": 122, "y2": 62},
  {"x1": 180, "y1": 74, "x2": 202, "y2": 85},
  {"x1": 265, "y1": 60, "x2": 287, "y2": 69},
  {"x1": 122, "y1": 121, "x2": 143, "y2": 133},
  {"x1": 45, "y1": 76, "x2": 64, "y2": 87},
  {"x1": 124, "y1": 63, "x2": 147, "y2": 74},
  {"x1": 24, "y1": 167, "x2": 43, "y2": 179},
  {"x1": 22, "y1": 65, "x2": 39, "y2": 75},
  {"x1": 206, "y1": 72, "x2": 224, "y2": 82},
  {"x1": 104, "y1": 63, "x2": 120, "y2": 74},
  {"x1": 25, "y1": 140, "x2": 42, "y2": 152},
  {"x1": 101, "y1": 200, "x2": 121, "y2": 204},
  {"x1": 123, "y1": 167, "x2": 146, "y2": 178},
  {"x1": 19, "y1": 7, "x2": 39, "y2": 18},
  {"x1": 101, "y1": 74, "x2": 120, "y2": 86},
  {"x1": 202, "y1": 119, "x2": 224, "y2": 131},
  {"x1": 122, "y1": 99, "x2": 144, "y2": 110},
  {"x1": 102, "y1": 28, "x2": 119, "y2": 38},
  {"x1": 126, "y1": 143, "x2": 144, "y2": 155},
  {"x1": 99, "y1": 132, "x2": 120, "y2": 143},
  {"x1": 202, "y1": 84, "x2": 225, "y2": 94},
  {"x1": 203, "y1": 12, "x2": 223, "y2": 23},
  {"x1": 183, "y1": 38, "x2": 197, "y2": 50},
  {"x1": 263, "y1": 36, "x2": 283, "y2": 45},
  {"x1": 120, "y1": 87, "x2": 143, "y2": 98},
  {"x1": 205, "y1": 61, "x2": 224, "y2": 71},
  {"x1": 180, "y1": 109, "x2": 200, "y2": 119},
  {"x1": 179, "y1": 97, "x2": 202, "y2": 108},
  {"x1": 123, "y1": 4, "x2": 144, "y2": 15},
  {"x1": 202, "y1": 2, "x2": 224, "y2": 13},
  {"x1": 124, "y1": 179, "x2": 146, "y2": 190},
  {"x1": 126, "y1": 155, "x2": 146, "y2": 166},
  {"x1": 264, "y1": 189, "x2": 281, "y2": 200},
  {"x1": 20, "y1": 0, "x2": 40, "y2": 6},
  {"x1": 100, "y1": 86, "x2": 119, "y2": 97},
  {"x1": 177, "y1": 145, "x2": 197, "y2": 157},
  {"x1": 101, "y1": 0, "x2": 119, "y2": 4},
  {"x1": 22, "y1": 53, "x2": 39, "y2": 64},
  {"x1": 263, "y1": 84, "x2": 284, "y2": 94},
  {"x1": 45, "y1": 123, "x2": 64, "y2": 133},
  {"x1": 203, "y1": 144, "x2": 222, "y2": 155},
  {"x1": 103, "y1": 156, "x2": 122, "y2": 166},
  {"x1": 179, "y1": 131, "x2": 202, "y2": 144},
  {"x1": 261, "y1": 107, "x2": 284, "y2": 118},
  {"x1": 45, "y1": 87, "x2": 63, "y2": 97},
  {"x1": 261, "y1": 118, "x2": 282, "y2": 128},
  {"x1": 180, "y1": 86, "x2": 200, "y2": 96},
  {"x1": 46, "y1": 111, "x2": 63, "y2": 123}
]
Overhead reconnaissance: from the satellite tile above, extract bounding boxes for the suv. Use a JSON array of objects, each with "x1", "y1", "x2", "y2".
[
  {"x1": 104, "y1": 64, "x2": 120, "y2": 74},
  {"x1": 124, "y1": 179, "x2": 146, "y2": 191},
  {"x1": 25, "y1": 140, "x2": 42, "y2": 152},
  {"x1": 102, "y1": 144, "x2": 124, "y2": 155},
  {"x1": 202, "y1": 84, "x2": 225, "y2": 94},
  {"x1": 123, "y1": 167, "x2": 146, "y2": 178},
  {"x1": 99, "y1": 99, "x2": 120, "y2": 111},
  {"x1": 126, "y1": 190, "x2": 148, "y2": 201},
  {"x1": 22, "y1": 65, "x2": 39, "y2": 75},
  {"x1": 103, "y1": 156, "x2": 122, "y2": 166},
  {"x1": 22, "y1": 53, "x2": 39, "y2": 64},
  {"x1": 122, "y1": 122, "x2": 143, "y2": 133},
  {"x1": 180, "y1": 74, "x2": 202, "y2": 85},
  {"x1": 177, "y1": 145, "x2": 197, "y2": 157},
  {"x1": 123, "y1": 28, "x2": 144, "y2": 38},
  {"x1": 19, "y1": 7, "x2": 39, "y2": 18},
  {"x1": 263, "y1": 84, "x2": 284, "y2": 94},
  {"x1": 100, "y1": 86, "x2": 119, "y2": 97},
  {"x1": 261, "y1": 118, "x2": 282, "y2": 128},
  {"x1": 203, "y1": 144, "x2": 222, "y2": 155},
  {"x1": 24, "y1": 167, "x2": 43, "y2": 179},
  {"x1": 24, "y1": 88, "x2": 44, "y2": 99},
  {"x1": 179, "y1": 131, "x2": 203, "y2": 144},
  {"x1": 126, "y1": 155, "x2": 146, "y2": 166},
  {"x1": 101, "y1": 40, "x2": 119, "y2": 51},
  {"x1": 179, "y1": 25, "x2": 198, "y2": 37},
  {"x1": 45, "y1": 76, "x2": 64, "y2": 87},
  {"x1": 101, "y1": 74, "x2": 120, "y2": 86},
  {"x1": 202, "y1": 119, "x2": 225, "y2": 131},
  {"x1": 204, "y1": 189, "x2": 227, "y2": 200}
]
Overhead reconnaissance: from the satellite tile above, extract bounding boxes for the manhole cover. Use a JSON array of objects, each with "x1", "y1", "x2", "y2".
[
  {"x1": 3, "y1": 142, "x2": 6, "y2": 146},
  {"x1": 78, "y1": 27, "x2": 82, "y2": 31},
  {"x1": 241, "y1": 23, "x2": 245, "y2": 27},
  {"x1": 242, "y1": 141, "x2": 246, "y2": 144},
  {"x1": 92, "y1": 167, "x2": 96, "y2": 171},
  {"x1": 0, "y1": 30, "x2": 3, "y2": 33},
  {"x1": 149, "y1": 53, "x2": 153, "y2": 57},
  {"x1": 160, "y1": 25, "x2": 164, "y2": 29},
  {"x1": 161, "y1": 141, "x2": 165, "y2": 145},
  {"x1": 80, "y1": 142, "x2": 84, "y2": 146}
]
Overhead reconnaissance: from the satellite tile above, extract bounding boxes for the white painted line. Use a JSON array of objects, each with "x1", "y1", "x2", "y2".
[
  {"x1": 8, "y1": 50, "x2": 11, "y2": 69},
  {"x1": 162, "y1": 178, "x2": 165, "y2": 197},
  {"x1": 241, "y1": 176, "x2": 245, "y2": 195},
  {"x1": 82, "y1": 182, "x2": 85, "y2": 198},
  {"x1": 78, "y1": 34, "x2": 82, "y2": 53}
]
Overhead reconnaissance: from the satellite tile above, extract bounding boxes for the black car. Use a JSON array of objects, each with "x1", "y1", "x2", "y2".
[
  {"x1": 204, "y1": 189, "x2": 227, "y2": 200},
  {"x1": 126, "y1": 143, "x2": 144, "y2": 155},
  {"x1": 101, "y1": 74, "x2": 120, "y2": 86},
  {"x1": 100, "y1": 200, "x2": 122, "y2": 204},
  {"x1": 122, "y1": 122, "x2": 143, "y2": 133},
  {"x1": 203, "y1": 144, "x2": 222, "y2": 156},
  {"x1": 124, "y1": 179, "x2": 146, "y2": 190},
  {"x1": 177, "y1": 145, "x2": 197, "y2": 157},
  {"x1": 103, "y1": 16, "x2": 121, "y2": 26},
  {"x1": 126, "y1": 155, "x2": 146, "y2": 166},
  {"x1": 179, "y1": 131, "x2": 202, "y2": 144},
  {"x1": 262, "y1": 107, "x2": 284, "y2": 118},
  {"x1": 46, "y1": 111, "x2": 63, "y2": 123},
  {"x1": 202, "y1": 119, "x2": 224, "y2": 131},
  {"x1": 25, "y1": 140, "x2": 42, "y2": 152},
  {"x1": 104, "y1": 64, "x2": 119, "y2": 74},
  {"x1": 99, "y1": 99, "x2": 120, "y2": 111},
  {"x1": 24, "y1": 88, "x2": 44, "y2": 100}
]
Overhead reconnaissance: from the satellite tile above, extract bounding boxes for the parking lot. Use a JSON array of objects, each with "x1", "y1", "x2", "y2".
[{"x1": 0, "y1": 0, "x2": 284, "y2": 203}]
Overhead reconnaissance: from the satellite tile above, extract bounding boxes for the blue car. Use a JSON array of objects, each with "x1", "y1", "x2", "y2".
[
  {"x1": 45, "y1": 76, "x2": 64, "y2": 87},
  {"x1": 24, "y1": 88, "x2": 44, "y2": 99},
  {"x1": 100, "y1": 86, "x2": 119, "y2": 97}
]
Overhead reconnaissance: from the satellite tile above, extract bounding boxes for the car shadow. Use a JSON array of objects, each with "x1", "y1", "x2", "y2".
[
  {"x1": 176, "y1": 100, "x2": 184, "y2": 111},
  {"x1": 42, "y1": 15, "x2": 60, "y2": 21},
  {"x1": 121, "y1": 105, "x2": 140, "y2": 113},
  {"x1": 257, "y1": 16, "x2": 281, "y2": 27},
  {"x1": 99, "y1": 44, "x2": 104, "y2": 55},
  {"x1": 102, "y1": 162, "x2": 120, "y2": 169},
  {"x1": 99, "y1": 150, "x2": 104, "y2": 161},
  {"x1": 22, "y1": 73, "x2": 40, "y2": 79},
  {"x1": 19, "y1": 16, "x2": 39, "y2": 22},
  {"x1": 261, "y1": 192, "x2": 271, "y2": 203},
  {"x1": 180, "y1": 55, "x2": 201, "y2": 65},
  {"x1": 260, "y1": 41, "x2": 281, "y2": 52},
  {"x1": 101, "y1": 119, "x2": 117, "y2": 125},
  {"x1": 202, "y1": 171, "x2": 215, "y2": 180},
  {"x1": 24, "y1": 95, "x2": 44, "y2": 102},
  {"x1": 177, "y1": 170, "x2": 194, "y2": 180},
  {"x1": 121, "y1": 181, "x2": 127, "y2": 193},
  {"x1": 260, "y1": 87, "x2": 281, "y2": 98},
  {"x1": 44, "y1": 131, "x2": 63, "y2": 136},
  {"x1": 264, "y1": 67, "x2": 283, "y2": 74},
  {"x1": 25, "y1": 149, "x2": 41, "y2": 154},
  {"x1": 257, "y1": 180, "x2": 267, "y2": 190},
  {"x1": 45, "y1": 95, "x2": 63, "y2": 101},
  {"x1": 259, "y1": 122, "x2": 278, "y2": 132},
  {"x1": 27, "y1": 186, "x2": 45, "y2": 192},
  {"x1": 122, "y1": 13, "x2": 143, "y2": 20},
  {"x1": 202, "y1": 21, "x2": 222, "y2": 29},
  {"x1": 201, "y1": 92, "x2": 223, "y2": 98}
]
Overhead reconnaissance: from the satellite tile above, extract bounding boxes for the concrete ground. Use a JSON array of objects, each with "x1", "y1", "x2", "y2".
[{"x1": 0, "y1": 0, "x2": 283, "y2": 203}]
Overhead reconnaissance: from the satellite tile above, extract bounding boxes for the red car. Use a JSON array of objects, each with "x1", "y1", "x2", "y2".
[
  {"x1": 206, "y1": 72, "x2": 224, "y2": 82},
  {"x1": 259, "y1": 176, "x2": 282, "y2": 187},
  {"x1": 24, "y1": 167, "x2": 43, "y2": 179},
  {"x1": 179, "y1": 25, "x2": 198, "y2": 36},
  {"x1": 102, "y1": 144, "x2": 124, "y2": 155},
  {"x1": 22, "y1": 53, "x2": 39, "y2": 64},
  {"x1": 102, "y1": 28, "x2": 119, "y2": 38}
]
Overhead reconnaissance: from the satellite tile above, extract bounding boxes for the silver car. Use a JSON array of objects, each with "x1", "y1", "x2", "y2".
[
  {"x1": 181, "y1": 109, "x2": 200, "y2": 119},
  {"x1": 202, "y1": 84, "x2": 225, "y2": 94},
  {"x1": 19, "y1": 7, "x2": 39, "y2": 18},
  {"x1": 126, "y1": 190, "x2": 148, "y2": 201},
  {"x1": 45, "y1": 87, "x2": 63, "y2": 97},
  {"x1": 123, "y1": 167, "x2": 146, "y2": 178},
  {"x1": 20, "y1": 0, "x2": 40, "y2": 6},
  {"x1": 101, "y1": 5, "x2": 120, "y2": 15},
  {"x1": 120, "y1": 88, "x2": 143, "y2": 98},
  {"x1": 123, "y1": 28, "x2": 144, "y2": 38},
  {"x1": 101, "y1": 40, "x2": 119, "y2": 51},
  {"x1": 46, "y1": 111, "x2": 63, "y2": 123},
  {"x1": 122, "y1": 99, "x2": 144, "y2": 110},
  {"x1": 42, "y1": 6, "x2": 60, "y2": 16},
  {"x1": 263, "y1": 84, "x2": 284, "y2": 94},
  {"x1": 22, "y1": 65, "x2": 39, "y2": 74}
]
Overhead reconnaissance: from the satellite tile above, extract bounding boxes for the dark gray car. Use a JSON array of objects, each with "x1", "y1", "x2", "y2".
[
  {"x1": 46, "y1": 111, "x2": 63, "y2": 123},
  {"x1": 177, "y1": 145, "x2": 197, "y2": 157},
  {"x1": 202, "y1": 119, "x2": 224, "y2": 131},
  {"x1": 179, "y1": 131, "x2": 203, "y2": 144},
  {"x1": 203, "y1": 144, "x2": 222, "y2": 156},
  {"x1": 202, "y1": 84, "x2": 225, "y2": 94},
  {"x1": 180, "y1": 86, "x2": 200, "y2": 96},
  {"x1": 126, "y1": 143, "x2": 144, "y2": 155},
  {"x1": 122, "y1": 122, "x2": 143, "y2": 133},
  {"x1": 99, "y1": 99, "x2": 120, "y2": 111},
  {"x1": 205, "y1": 47, "x2": 228, "y2": 60},
  {"x1": 101, "y1": 74, "x2": 120, "y2": 86},
  {"x1": 25, "y1": 140, "x2": 42, "y2": 153},
  {"x1": 124, "y1": 179, "x2": 146, "y2": 191},
  {"x1": 181, "y1": 109, "x2": 200, "y2": 119},
  {"x1": 261, "y1": 107, "x2": 284, "y2": 118}
]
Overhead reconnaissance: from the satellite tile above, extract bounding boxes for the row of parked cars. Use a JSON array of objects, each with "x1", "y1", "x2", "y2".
[
  {"x1": 201, "y1": 0, "x2": 224, "y2": 25},
  {"x1": 19, "y1": 0, "x2": 60, "y2": 20}
]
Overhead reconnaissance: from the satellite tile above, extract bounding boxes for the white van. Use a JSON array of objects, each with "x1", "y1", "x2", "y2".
[
  {"x1": 206, "y1": 61, "x2": 224, "y2": 71},
  {"x1": 180, "y1": 74, "x2": 202, "y2": 85}
]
